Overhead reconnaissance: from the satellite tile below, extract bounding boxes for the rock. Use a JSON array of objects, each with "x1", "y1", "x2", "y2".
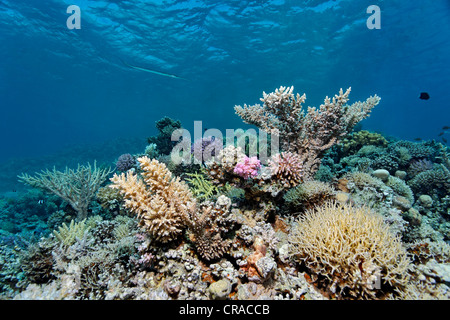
[
  {"x1": 208, "y1": 279, "x2": 232, "y2": 300},
  {"x1": 418, "y1": 195, "x2": 433, "y2": 208},
  {"x1": 372, "y1": 169, "x2": 390, "y2": 182},
  {"x1": 395, "y1": 170, "x2": 407, "y2": 180},
  {"x1": 393, "y1": 196, "x2": 412, "y2": 211}
]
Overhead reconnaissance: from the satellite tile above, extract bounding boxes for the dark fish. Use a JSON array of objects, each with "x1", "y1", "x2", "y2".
[
  {"x1": 12, "y1": 189, "x2": 16, "y2": 192},
  {"x1": 414, "y1": 138, "x2": 422, "y2": 141},
  {"x1": 443, "y1": 137, "x2": 448, "y2": 143},
  {"x1": 443, "y1": 126, "x2": 450, "y2": 130},
  {"x1": 419, "y1": 92, "x2": 430, "y2": 100},
  {"x1": 438, "y1": 132, "x2": 444, "y2": 136}
]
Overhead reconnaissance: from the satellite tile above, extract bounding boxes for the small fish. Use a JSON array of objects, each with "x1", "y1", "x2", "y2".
[
  {"x1": 37, "y1": 200, "x2": 44, "y2": 204},
  {"x1": 443, "y1": 126, "x2": 450, "y2": 130},
  {"x1": 414, "y1": 138, "x2": 422, "y2": 141},
  {"x1": 12, "y1": 189, "x2": 16, "y2": 192},
  {"x1": 438, "y1": 132, "x2": 444, "y2": 136},
  {"x1": 419, "y1": 92, "x2": 430, "y2": 100},
  {"x1": 443, "y1": 137, "x2": 448, "y2": 143}
]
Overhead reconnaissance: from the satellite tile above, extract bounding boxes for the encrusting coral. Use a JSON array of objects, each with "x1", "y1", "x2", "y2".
[
  {"x1": 110, "y1": 156, "x2": 197, "y2": 243},
  {"x1": 235, "y1": 86, "x2": 380, "y2": 180}
]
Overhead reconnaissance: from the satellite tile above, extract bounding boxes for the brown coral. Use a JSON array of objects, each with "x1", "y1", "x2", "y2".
[
  {"x1": 235, "y1": 86, "x2": 380, "y2": 180},
  {"x1": 110, "y1": 156, "x2": 196, "y2": 243}
]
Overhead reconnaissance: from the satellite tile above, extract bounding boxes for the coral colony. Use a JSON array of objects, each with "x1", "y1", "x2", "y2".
[{"x1": 3, "y1": 86, "x2": 450, "y2": 300}]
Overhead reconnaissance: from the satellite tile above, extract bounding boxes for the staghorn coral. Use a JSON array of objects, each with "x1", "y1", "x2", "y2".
[
  {"x1": 187, "y1": 195, "x2": 235, "y2": 261},
  {"x1": 268, "y1": 152, "x2": 304, "y2": 188},
  {"x1": 235, "y1": 86, "x2": 380, "y2": 180},
  {"x1": 184, "y1": 172, "x2": 220, "y2": 200},
  {"x1": 115, "y1": 153, "x2": 136, "y2": 172},
  {"x1": 53, "y1": 219, "x2": 91, "y2": 247},
  {"x1": 289, "y1": 201, "x2": 411, "y2": 299},
  {"x1": 110, "y1": 156, "x2": 197, "y2": 243},
  {"x1": 18, "y1": 162, "x2": 112, "y2": 220}
]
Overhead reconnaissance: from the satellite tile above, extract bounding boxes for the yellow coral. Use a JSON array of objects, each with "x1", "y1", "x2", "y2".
[
  {"x1": 110, "y1": 156, "x2": 196, "y2": 243},
  {"x1": 289, "y1": 201, "x2": 411, "y2": 299}
]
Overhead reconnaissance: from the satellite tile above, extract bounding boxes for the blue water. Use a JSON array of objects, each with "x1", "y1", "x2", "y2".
[{"x1": 1, "y1": 0, "x2": 449, "y2": 171}]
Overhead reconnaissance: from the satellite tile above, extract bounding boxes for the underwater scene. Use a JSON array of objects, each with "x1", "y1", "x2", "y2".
[{"x1": 1, "y1": 0, "x2": 450, "y2": 302}]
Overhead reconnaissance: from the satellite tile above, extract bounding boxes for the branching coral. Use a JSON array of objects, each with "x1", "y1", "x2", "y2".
[
  {"x1": 235, "y1": 86, "x2": 380, "y2": 180},
  {"x1": 53, "y1": 219, "x2": 91, "y2": 247},
  {"x1": 284, "y1": 180, "x2": 335, "y2": 211},
  {"x1": 110, "y1": 156, "x2": 197, "y2": 243},
  {"x1": 268, "y1": 152, "x2": 303, "y2": 187},
  {"x1": 289, "y1": 201, "x2": 411, "y2": 299},
  {"x1": 234, "y1": 156, "x2": 261, "y2": 179},
  {"x1": 18, "y1": 162, "x2": 112, "y2": 220}
]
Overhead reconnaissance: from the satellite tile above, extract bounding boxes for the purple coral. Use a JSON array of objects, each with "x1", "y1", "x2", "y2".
[
  {"x1": 234, "y1": 156, "x2": 261, "y2": 179},
  {"x1": 191, "y1": 136, "x2": 223, "y2": 163},
  {"x1": 116, "y1": 153, "x2": 135, "y2": 171}
]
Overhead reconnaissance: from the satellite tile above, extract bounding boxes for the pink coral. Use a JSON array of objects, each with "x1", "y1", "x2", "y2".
[{"x1": 234, "y1": 156, "x2": 261, "y2": 179}]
